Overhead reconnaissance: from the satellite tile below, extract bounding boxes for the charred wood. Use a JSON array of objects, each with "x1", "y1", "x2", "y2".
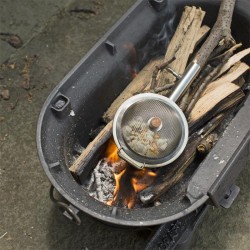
[
  {"x1": 69, "y1": 121, "x2": 113, "y2": 176},
  {"x1": 139, "y1": 114, "x2": 224, "y2": 205}
]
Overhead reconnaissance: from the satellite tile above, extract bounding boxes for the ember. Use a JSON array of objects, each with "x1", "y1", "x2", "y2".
[{"x1": 87, "y1": 138, "x2": 156, "y2": 209}]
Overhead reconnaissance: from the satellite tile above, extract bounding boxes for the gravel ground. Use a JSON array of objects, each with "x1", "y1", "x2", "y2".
[{"x1": 0, "y1": 0, "x2": 249, "y2": 249}]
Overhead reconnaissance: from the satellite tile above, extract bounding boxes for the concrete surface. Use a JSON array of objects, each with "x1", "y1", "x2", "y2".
[{"x1": 0, "y1": 0, "x2": 249, "y2": 249}]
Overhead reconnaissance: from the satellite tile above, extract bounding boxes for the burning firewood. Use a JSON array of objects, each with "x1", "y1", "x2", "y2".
[
  {"x1": 69, "y1": 0, "x2": 249, "y2": 209},
  {"x1": 69, "y1": 120, "x2": 113, "y2": 176}
]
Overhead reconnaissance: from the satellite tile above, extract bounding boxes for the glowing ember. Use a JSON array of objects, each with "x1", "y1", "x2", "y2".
[{"x1": 105, "y1": 138, "x2": 156, "y2": 209}]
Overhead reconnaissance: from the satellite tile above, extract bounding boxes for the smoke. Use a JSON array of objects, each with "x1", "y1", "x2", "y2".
[{"x1": 138, "y1": 0, "x2": 177, "y2": 66}]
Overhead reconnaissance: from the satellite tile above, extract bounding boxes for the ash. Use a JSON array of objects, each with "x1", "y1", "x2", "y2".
[{"x1": 86, "y1": 159, "x2": 115, "y2": 203}]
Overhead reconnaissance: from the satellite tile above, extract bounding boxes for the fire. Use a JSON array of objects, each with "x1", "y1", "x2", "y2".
[
  {"x1": 105, "y1": 138, "x2": 120, "y2": 163},
  {"x1": 105, "y1": 138, "x2": 157, "y2": 209}
]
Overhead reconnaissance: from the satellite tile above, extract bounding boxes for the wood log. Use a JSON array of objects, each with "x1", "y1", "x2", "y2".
[
  {"x1": 202, "y1": 62, "x2": 249, "y2": 96},
  {"x1": 208, "y1": 43, "x2": 241, "y2": 63},
  {"x1": 178, "y1": 89, "x2": 190, "y2": 111},
  {"x1": 195, "y1": 0, "x2": 236, "y2": 67},
  {"x1": 188, "y1": 82, "x2": 245, "y2": 132},
  {"x1": 188, "y1": 64, "x2": 213, "y2": 101},
  {"x1": 148, "y1": 25, "x2": 210, "y2": 94},
  {"x1": 187, "y1": 59, "x2": 249, "y2": 115},
  {"x1": 234, "y1": 75, "x2": 246, "y2": 88},
  {"x1": 156, "y1": 6, "x2": 206, "y2": 88},
  {"x1": 208, "y1": 37, "x2": 236, "y2": 60},
  {"x1": 185, "y1": 51, "x2": 234, "y2": 116},
  {"x1": 69, "y1": 121, "x2": 113, "y2": 175},
  {"x1": 195, "y1": 25, "x2": 210, "y2": 47},
  {"x1": 216, "y1": 47, "x2": 250, "y2": 78},
  {"x1": 102, "y1": 58, "x2": 163, "y2": 123}
]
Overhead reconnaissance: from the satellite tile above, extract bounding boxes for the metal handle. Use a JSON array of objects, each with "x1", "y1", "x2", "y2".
[
  {"x1": 169, "y1": 62, "x2": 201, "y2": 102},
  {"x1": 50, "y1": 185, "x2": 81, "y2": 225}
]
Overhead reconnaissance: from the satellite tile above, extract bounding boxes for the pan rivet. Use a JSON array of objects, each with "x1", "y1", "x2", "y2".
[{"x1": 148, "y1": 117, "x2": 162, "y2": 131}]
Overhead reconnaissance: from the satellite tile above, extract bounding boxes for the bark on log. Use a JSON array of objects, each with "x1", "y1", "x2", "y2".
[
  {"x1": 69, "y1": 121, "x2": 113, "y2": 175},
  {"x1": 156, "y1": 6, "x2": 206, "y2": 88},
  {"x1": 194, "y1": 0, "x2": 236, "y2": 67},
  {"x1": 197, "y1": 133, "x2": 218, "y2": 154}
]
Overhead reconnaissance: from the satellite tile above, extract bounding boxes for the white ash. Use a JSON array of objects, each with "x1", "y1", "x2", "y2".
[
  {"x1": 86, "y1": 159, "x2": 115, "y2": 203},
  {"x1": 69, "y1": 110, "x2": 75, "y2": 116},
  {"x1": 122, "y1": 116, "x2": 168, "y2": 157}
]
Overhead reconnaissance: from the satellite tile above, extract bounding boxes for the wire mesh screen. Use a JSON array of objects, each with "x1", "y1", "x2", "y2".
[{"x1": 120, "y1": 99, "x2": 183, "y2": 159}]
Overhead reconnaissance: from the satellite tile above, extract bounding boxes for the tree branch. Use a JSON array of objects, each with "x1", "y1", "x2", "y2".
[{"x1": 195, "y1": 0, "x2": 236, "y2": 66}]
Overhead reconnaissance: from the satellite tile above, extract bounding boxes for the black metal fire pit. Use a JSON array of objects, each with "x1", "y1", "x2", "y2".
[{"x1": 37, "y1": 0, "x2": 249, "y2": 234}]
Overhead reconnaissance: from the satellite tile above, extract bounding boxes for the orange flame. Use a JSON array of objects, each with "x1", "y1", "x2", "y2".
[
  {"x1": 105, "y1": 138, "x2": 120, "y2": 163},
  {"x1": 105, "y1": 138, "x2": 157, "y2": 209}
]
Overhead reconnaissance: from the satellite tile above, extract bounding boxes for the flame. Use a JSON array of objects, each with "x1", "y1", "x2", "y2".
[
  {"x1": 112, "y1": 166, "x2": 156, "y2": 209},
  {"x1": 105, "y1": 138, "x2": 120, "y2": 163},
  {"x1": 105, "y1": 138, "x2": 157, "y2": 209}
]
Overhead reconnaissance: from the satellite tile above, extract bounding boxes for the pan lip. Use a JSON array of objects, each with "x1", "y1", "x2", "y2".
[{"x1": 113, "y1": 93, "x2": 189, "y2": 168}]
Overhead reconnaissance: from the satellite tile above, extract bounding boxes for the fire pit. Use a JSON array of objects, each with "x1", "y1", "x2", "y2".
[{"x1": 37, "y1": 0, "x2": 249, "y2": 237}]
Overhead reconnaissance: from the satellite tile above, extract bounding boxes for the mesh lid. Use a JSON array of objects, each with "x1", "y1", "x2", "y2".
[
  {"x1": 121, "y1": 99, "x2": 182, "y2": 159},
  {"x1": 113, "y1": 93, "x2": 188, "y2": 168}
]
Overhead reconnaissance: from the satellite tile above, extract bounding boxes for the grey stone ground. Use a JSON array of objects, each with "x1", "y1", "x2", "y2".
[{"x1": 0, "y1": 0, "x2": 249, "y2": 249}]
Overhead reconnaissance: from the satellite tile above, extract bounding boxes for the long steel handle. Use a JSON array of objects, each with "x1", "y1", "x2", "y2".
[{"x1": 169, "y1": 62, "x2": 200, "y2": 103}]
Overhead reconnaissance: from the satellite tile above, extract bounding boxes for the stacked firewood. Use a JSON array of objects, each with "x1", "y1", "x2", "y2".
[{"x1": 69, "y1": 0, "x2": 249, "y2": 206}]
